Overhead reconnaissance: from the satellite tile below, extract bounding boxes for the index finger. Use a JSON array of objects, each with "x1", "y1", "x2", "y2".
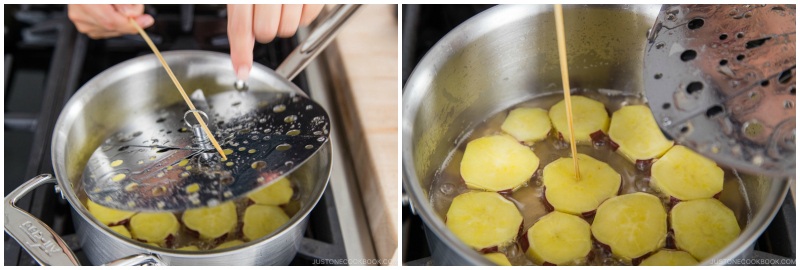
[{"x1": 227, "y1": 4, "x2": 255, "y2": 81}]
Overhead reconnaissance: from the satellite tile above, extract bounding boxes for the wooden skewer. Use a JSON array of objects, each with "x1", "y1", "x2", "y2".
[
  {"x1": 129, "y1": 18, "x2": 228, "y2": 160},
  {"x1": 554, "y1": 4, "x2": 580, "y2": 180}
]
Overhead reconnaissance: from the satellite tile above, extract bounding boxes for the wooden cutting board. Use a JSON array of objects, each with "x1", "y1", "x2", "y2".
[{"x1": 327, "y1": 4, "x2": 399, "y2": 265}]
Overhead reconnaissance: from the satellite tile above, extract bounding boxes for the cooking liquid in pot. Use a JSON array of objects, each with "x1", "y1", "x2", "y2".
[
  {"x1": 429, "y1": 89, "x2": 750, "y2": 265},
  {"x1": 76, "y1": 172, "x2": 302, "y2": 251},
  {"x1": 74, "y1": 99, "x2": 309, "y2": 251}
]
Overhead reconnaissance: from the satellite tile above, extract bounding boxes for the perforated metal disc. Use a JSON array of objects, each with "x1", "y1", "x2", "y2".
[
  {"x1": 82, "y1": 90, "x2": 330, "y2": 212},
  {"x1": 644, "y1": 4, "x2": 795, "y2": 178}
]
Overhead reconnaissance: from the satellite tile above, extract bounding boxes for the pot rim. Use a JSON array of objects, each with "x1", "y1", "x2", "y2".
[
  {"x1": 51, "y1": 50, "x2": 332, "y2": 256},
  {"x1": 402, "y1": 4, "x2": 790, "y2": 266}
]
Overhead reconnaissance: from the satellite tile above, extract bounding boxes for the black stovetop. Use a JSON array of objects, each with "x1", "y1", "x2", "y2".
[
  {"x1": 401, "y1": 4, "x2": 796, "y2": 266},
  {"x1": 4, "y1": 4, "x2": 346, "y2": 265}
]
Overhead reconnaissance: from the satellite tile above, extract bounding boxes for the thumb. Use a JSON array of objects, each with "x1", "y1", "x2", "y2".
[
  {"x1": 228, "y1": 4, "x2": 255, "y2": 81},
  {"x1": 134, "y1": 14, "x2": 155, "y2": 29}
]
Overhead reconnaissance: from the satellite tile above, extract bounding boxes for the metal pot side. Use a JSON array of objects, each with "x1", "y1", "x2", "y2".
[
  {"x1": 402, "y1": 4, "x2": 789, "y2": 266},
  {"x1": 49, "y1": 51, "x2": 332, "y2": 265}
]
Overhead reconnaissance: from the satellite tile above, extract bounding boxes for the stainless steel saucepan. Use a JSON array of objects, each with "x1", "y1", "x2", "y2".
[
  {"x1": 4, "y1": 4, "x2": 360, "y2": 266},
  {"x1": 402, "y1": 4, "x2": 790, "y2": 266}
]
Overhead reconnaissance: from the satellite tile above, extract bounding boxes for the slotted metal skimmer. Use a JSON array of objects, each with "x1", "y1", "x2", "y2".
[
  {"x1": 82, "y1": 89, "x2": 330, "y2": 212},
  {"x1": 644, "y1": 4, "x2": 795, "y2": 178}
]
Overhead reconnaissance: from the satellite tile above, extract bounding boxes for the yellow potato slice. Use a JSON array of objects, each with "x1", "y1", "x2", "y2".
[
  {"x1": 182, "y1": 202, "x2": 237, "y2": 239},
  {"x1": 242, "y1": 205, "x2": 291, "y2": 241},
  {"x1": 671, "y1": 199, "x2": 740, "y2": 261},
  {"x1": 445, "y1": 191, "x2": 523, "y2": 250},
  {"x1": 177, "y1": 245, "x2": 201, "y2": 251},
  {"x1": 247, "y1": 177, "x2": 294, "y2": 205},
  {"x1": 214, "y1": 240, "x2": 245, "y2": 250},
  {"x1": 86, "y1": 199, "x2": 135, "y2": 226},
  {"x1": 591, "y1": 193, "x2": 667, "y2": 262},
  {"x1": 651, "y1": 145, "x2": 724, "y2": 200},
  {"x1": 460, "y1": 135, "x2": 539, "y2": 191},
  {"x1": 483, "y1": 252, "x2": 512, "y2": 266},
  {"x1": 526, "y1": 211, "x2": 591, "y2": 265},
  {"x1": 543, "y1": 154, "x2": 621, "y2": 215},
  {"x1": 608, "y1": 105, "x2": 673, "y2": 163},
  {"x1": 500, "y1": 107, "x2": 552, "y2": 145},
  {"x1": 549, "y1": 96, "x2": 609, "y2": 143},
  {"x1": 108, "y1": 225, "x2": 131, "y2": 239},
  {"x1": 129, "y1": 212, "x2": 179, "y2": 245},
  {"x1": 639, "y1": 250, "x2": 699, "y2": 266}
]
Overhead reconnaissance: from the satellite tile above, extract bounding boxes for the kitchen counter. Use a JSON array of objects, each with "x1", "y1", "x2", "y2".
[{"x1": 326, "y1": 4, "x2": 399, "y2": 265}]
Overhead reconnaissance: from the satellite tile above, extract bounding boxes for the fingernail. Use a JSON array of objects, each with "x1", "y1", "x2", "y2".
[{"x1": 236, "y1": 65, "x2": 250, "y2": 81}]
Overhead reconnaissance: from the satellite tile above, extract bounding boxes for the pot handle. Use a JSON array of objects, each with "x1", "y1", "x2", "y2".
[
  {"x1": 104, "y1": 254, "x2": 164, "y2": 266},
  {"x1": 275, "y1": 4, "x2": 362, "y2": 81},
  {"x1": 4, "y1": 174, "x2": 80, "y2": 266}
]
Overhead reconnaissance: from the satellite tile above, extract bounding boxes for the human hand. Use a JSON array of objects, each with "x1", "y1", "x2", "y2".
[
  {"x1": 227, "y1": 4, "x2": 324, "y2": 81},
  {"x1": 68, "y1": 4, "x2": 154, "y2": 39}
]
